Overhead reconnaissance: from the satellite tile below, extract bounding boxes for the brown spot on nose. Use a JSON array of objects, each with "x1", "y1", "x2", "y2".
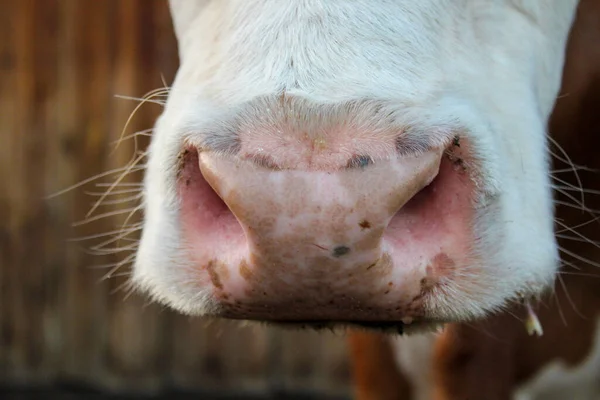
[
  {"x1": 207, "y1": 260, "x2": 223, "y2": 290},
  {"x1": 453, "y1": 135, "x2": 461, "y2": 147},
  {"x1": 359, "y1": 220, "x2": 371, "y2": 230},
  {"x1": 239, "y1": 260, "x2": 253, "y2": 281},
  {"x1": 427, "y1": 253, "x2": 456, "y2": 277},
  {"x1": 333, "y1": 246, "x2": 351, "y2": 257}
]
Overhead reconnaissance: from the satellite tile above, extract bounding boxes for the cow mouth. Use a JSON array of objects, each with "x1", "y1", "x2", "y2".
[
  {"x1": 174, "y1": 141, "x2": 479, "y2": 327},
  {"x1": 249, "y1": 317, "x2": 449, "y2": 336}
]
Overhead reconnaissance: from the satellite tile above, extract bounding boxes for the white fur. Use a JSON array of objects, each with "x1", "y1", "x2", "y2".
[{"x1": 133, "y1": 1, "x2": 579, "y2": 319}]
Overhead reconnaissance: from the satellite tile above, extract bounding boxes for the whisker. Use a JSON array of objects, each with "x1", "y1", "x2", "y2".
[
  {"x1": 119, "y1": 203, "x2": 145, "y2": 235},
  {"x1": 119, "y1": 238, "x2": 140, "y2": 243},
  {"x1": 551, "y1": 166, "x2": 600, "y2": 174},
  {"x1": 552, "y1": 285, "x2": 569, "y2": 327},
  {"x1": 109, "y1": 128, "x2": 154, "y2": 146},
  {"x1": 555, "y1": 214, "x2": 600, "y2": 234},
  {"x1": 558, "y1": 246, "x2": 600, "y2": 268},
  {"x1": 554, "y1": 199, "x2": 600, "y2": 215},
  {"x1": 95, "y1": 182, "x2": 143, "y2": 187},
  {"x1": 159, "y1": 73, "x2": 170, "y2": 91},
  {"x1": 551, "y1": 175, "x2": 587, "y2": 193},
  {"x1": 113, "y1": 87, "x2": 171, "y2": 152},
  {"x1": 558, "y1": 270, "x2": 600, "y2": 279},
  {"x1": 90, "y1": 227, "x2": 142, "y2": 252},
  {"x1": 547, "y1": 135, "x2": 584, "y2": 209},
  {"x1": 553, "y1": 188, "x2": 589, "y2": 215},
  {"x1": 73, "y1": 207, "x2": 141, "y2": 227},
  {"x1": 99, "y1": 253, "x2": 137, "y2": 280},
  {"x1": 114, "y1": 94, "x2": 166, "y2": 106},
  {"x1": 551, "y1": 184, "x2": 600, "y2": 196},
  {"x1": 90, "y1": 255, "x2": 136, "y2": 271},
  {"x1": 87, "y1": 244, "x2": 139, "y2": 256},
  {"x1": 84, "y1": 188, "x2": 142, "y2": 197},
  {"x1": 560, "y1": 258, "x2": 582, "y2": 271},
  {"x1": 121, "y1": 281, "x2": 138, "y2": 301},
  {"x1": 557, "y1": 274, "x2": 586, "y2": 319},
  {"x1": 46, "y1": 164, "x2": 144, "y2": 199},
  {"x1": 556, "y1": 233, "x2": 600, "y2": 246},
  {"x1": 111, "y1": 278, "x2": 136, "y2": 296},
  {"x1": 86, "y1": 152, "x2": 147, "y2": 218},
  {"x1": 68, "y1": 224, "x2": 142, "y2": 242},
  {"x1": 90, "y1": 194, "x2": 142, "y2": 207}
]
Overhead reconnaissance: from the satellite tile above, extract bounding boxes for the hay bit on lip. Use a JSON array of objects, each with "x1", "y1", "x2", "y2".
[{"x1": 524, "y1": 301, "x2": 543, "y2": 337}]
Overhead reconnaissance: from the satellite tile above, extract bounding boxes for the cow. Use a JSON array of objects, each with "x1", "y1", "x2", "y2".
[
  {"x1": 118, "y1": 0, "x2": 596, "y2": 397},
  {"x1": 134, "y1": 0, "x2": 580, "y2": 329},
  {"x1": 349, "y1": 0, "x2": 600, "y2": 398}
]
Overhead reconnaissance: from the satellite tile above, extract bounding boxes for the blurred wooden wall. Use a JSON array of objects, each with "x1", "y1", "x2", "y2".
[{"x1": 0, "y1": 1, "x2": 351, "y2": 397}]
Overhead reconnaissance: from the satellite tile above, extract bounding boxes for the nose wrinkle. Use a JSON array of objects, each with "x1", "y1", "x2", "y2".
[{"x1": 198, "y1": 150, "x2": 442, "y2": 266}]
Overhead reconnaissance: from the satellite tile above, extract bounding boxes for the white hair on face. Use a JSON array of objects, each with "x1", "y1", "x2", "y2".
[{"x1": 132, "y1": 0, "x2": 579, "y2": 321}]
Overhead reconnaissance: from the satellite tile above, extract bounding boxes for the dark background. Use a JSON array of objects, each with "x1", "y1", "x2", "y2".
[{"x1": 0, "y1": 1, "x2": 350, "y2": 398}]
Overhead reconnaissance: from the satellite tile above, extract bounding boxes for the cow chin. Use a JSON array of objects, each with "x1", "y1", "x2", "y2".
[{"x1": 129, "y1": 0, "x2": 576, "y2": 333}]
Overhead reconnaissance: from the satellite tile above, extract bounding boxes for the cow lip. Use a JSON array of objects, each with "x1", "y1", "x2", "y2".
[{"x1": 256, "y1": 318, "x2": 447, "y2": 336}]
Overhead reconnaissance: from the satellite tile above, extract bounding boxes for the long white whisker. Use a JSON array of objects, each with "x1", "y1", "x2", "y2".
[
  {"x1": 559, "y1": 246, "x2": 600, "y2": 269},
  {"x1": 554, "y1": 199, "x2": 600, "y2": 215},
  {"x1": 557, "y1": 274, "x2": 586, "y2": 319},
  {"x1": 90, "y1": 194, "x2": 143, "y2": 207},
  {"x1": 555, "y1": 214, "x2": 600, "y2": 234},
  {"x1": 551, "y1": 166, "x2": 600, "y2": 174},
  {"x1": 86, "y1": 152, "x2": 147, "y2": 218},
  {"x1": 551, "y1": 184, "x2": 600, "y2": 195},
  {"x1": 114, "y1": 94, "x2": 166, "y2": 106},
  {"x1": 547, "y1": 135, "x2": 584, "y2": 209},
  {"x1": 87, "y1": 244, "x2": 139, "y2": 256},
  {"x1": 119, "y1": 203, "x2": 145, "y2": 236},
  {"x1": 73, "y1": 207, "x2": 141, "y2": 227},
  {"x1": 98, "y1": 253, "x2": 137, "y2": 281},
  {"x1": 84, "y1": 188, "x2": 142, "y2": 197},
  {"x1": 109, "y1": 128, "x2": 154, "y2": 146},
  {"x1": 556, "y1": 233, "x2": 600, "y2": 246},
  {"x1": 95, "y1": 182, "x2": 143, "y2": 187},
  {"x1": 68, "y1": 224, "x2": 142, "y2": 242},
  {"x1": 46, "y1": 164, "x2": 144, "y2": 199},
  {"x1": 90, "y1": 227, "x2": 142, "y2": 251}
]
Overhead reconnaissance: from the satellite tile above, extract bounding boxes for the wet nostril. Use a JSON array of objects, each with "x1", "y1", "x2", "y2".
[{"x1": 180, "y1": 147, "x2": 237, "y2": 221}]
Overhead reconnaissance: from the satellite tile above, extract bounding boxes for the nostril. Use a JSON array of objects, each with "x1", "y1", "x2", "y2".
[
  {"x1": 385, "y1": 152, "x2": 467, "y2": 251},
  {"x1": 402, "y1": 165, "x2": 441, "y2": 212},
  {"x1": 177, "y1": 147, "x2": 242, "y2": 234}
]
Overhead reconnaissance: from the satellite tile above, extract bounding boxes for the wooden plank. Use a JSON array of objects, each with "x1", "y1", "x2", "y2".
[
  {"x1": 0, "y1": 0, "x2": 355, "y2": 395},
  {"x1": 103, "y1": 0, "x2": 167, "y2": 391},
  {"x1": 2, "y1": 0, "x2": 36, "y2": 382},
  {"x1": 30, "y1": 0, "x2": 61, "y2": 382},
  {"x1": 55, "y1": 0, "x2": 111, "y2": 384},
  {"x1": 0, "y1": 0, "x2": 20, "y2": 382}
]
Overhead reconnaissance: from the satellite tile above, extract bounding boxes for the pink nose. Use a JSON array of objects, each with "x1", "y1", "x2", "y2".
[
  {"x1": 178, "y1": 144, "x2": 473, "y2": 323},
  {"x1": 199, "y1": 151, "x2": 441, "y2": 268}
]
